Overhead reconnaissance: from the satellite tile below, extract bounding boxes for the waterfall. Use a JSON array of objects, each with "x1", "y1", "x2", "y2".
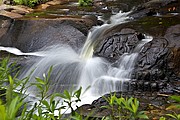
[
  {"x1": 0, "y1": 11, "x2": 152, "y2": 107},
  {"x1": 80, "y1": 11, "x2": 131, "y2": 59}
]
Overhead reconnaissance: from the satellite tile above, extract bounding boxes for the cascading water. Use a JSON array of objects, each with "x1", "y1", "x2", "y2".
[
  {"x1": 0, "y1": 46, "x2": 44, "y2": 56},
  {"x1": 0, "y1": 11, "x2": 152, "y2": 108}
]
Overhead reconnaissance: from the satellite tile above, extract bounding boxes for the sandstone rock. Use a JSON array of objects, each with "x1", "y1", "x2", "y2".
[
  {"x1": 36, "y1": 4, "x2": 50, "y2": 10},
  {"x1": 0, "y1": 10, "x2": 23, "y2": 18},
  {"x1": 0, "y1": 4, "x2": 33, "y2": 18}
]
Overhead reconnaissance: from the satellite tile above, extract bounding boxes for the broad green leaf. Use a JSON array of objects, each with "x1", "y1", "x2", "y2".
[
  {"x1": 42, "y1": 100, "x2": 50, "y2": 110},
  {"x1": 8, "y1": 96, "x2": 23, "y2": 120},
  {"x1": 64, "y1": 90, "x2": 71, "y2": 100},
  {"x1": 74, "y1": 87, "x2": 82, "y2": 99},
  {"x1": 0, "y1": 101, "x2": 6, "y2": 120},
  {"x1": 35, "y1": 77, "x2": 45, "y2": 85},
  {"x1": 166, "y1": 113, "x2": 178, "y2": 119}
]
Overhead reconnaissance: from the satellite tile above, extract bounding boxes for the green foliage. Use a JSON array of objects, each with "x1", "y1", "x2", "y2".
[
  {"x1": 59, "y1": 87, "x2": 82, "y2": 115},
  {"x1": 170, "y1": 95, "x2": 180, "y2": 108},
  {"x1": 164, "y1": 95, "x2": 180, "y2": 120},
  {"x1": 0, "y1": 57, "x2": 11, "y2": 84},
  {"x1": 158, "y1": 95, "x2": 180, "y2": 120},
  {"x1": 102, "y1": 94, "x2": 149, "y2": 120},
  {"x1": 13, "y1": 0, "x2": 48, "y2": 7},
  {"x1": 159, "y1": 116, "x2": 166, "y2": 120},
  {"x1": 78, "y1": 0, "x2": 92, "y2": 6},
  {"x1": 0, "y1": 58, "x2": 85, "y2": 119},
  {"x1": 166, "y1": 112, "x2": 180, "y2": 120},
  {"x1": 0, "y1": 57, "x2": 180, "y2": 120},
  {"x1": 0, "y1": 96, "x2": 24, "y2": 120}
]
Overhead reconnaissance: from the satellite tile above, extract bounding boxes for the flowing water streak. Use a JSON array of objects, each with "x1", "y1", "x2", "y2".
[
  {"x1": 17, "y1": 45, "x2": 84, "y2": 96},
  {"x1": 77, "y1": 11, "x2": 134, "y2": 104},
  {"x1": 0, "y1": 46, "x2": 44, "y2": 56}
]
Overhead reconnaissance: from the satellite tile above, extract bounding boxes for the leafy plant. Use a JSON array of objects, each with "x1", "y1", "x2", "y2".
[
  {"x1": 13, "y1": 0, "x2": 48, "y2": 7},
  {"x1": 0, "y1": 60, "x2": 26, "y2": 120},
  {"x1": 0, "y1": 96, "x2": 24, "y2": 120},
  {"x1": 166, "y1": 112, "x2": 180, "y2": 120},
  {"x1": 0, "y1": 57, "x2": 83, "y2": 119},
  {"x1": 78, "y1": 0, "x2": 92, "y2": 6},
  {"x1": 59, "y1": 87, "x2": 82, "y2": 115},
  {"x1": 169, "y1": 95, "x2": 180, "y2": 108},
  {"x1": 1, "y1": 57, "x2": 180, "y2": 120},
  {"x1": 159, "y1": 116, "x2": 166, "y2": 120},
  {"x1": 102, "y1": 94, "x2": 149, "y2": 120},
  {"x1": 164, "y1": 95, "x2": 180, "y2": 120}
]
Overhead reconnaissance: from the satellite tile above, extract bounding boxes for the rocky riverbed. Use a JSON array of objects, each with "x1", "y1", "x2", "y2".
[{"x1": 0, "y1": 0, "x2": 180, "y2": 119}]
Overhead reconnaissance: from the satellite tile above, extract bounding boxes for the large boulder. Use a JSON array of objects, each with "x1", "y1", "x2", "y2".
[
  {"x1": 93, "y1": 14, "x2": 180, "y2": 92},
  {"x1": 134, "y1": 24, "x2": 180, "y2": 82},
  {"x1": 94, "y1": 28, "x2": 144, "y2": 62},
  {"x1": 0, "y1": 17, "x2": 96, "y2": 52},
  {"x1": 130, "y1": 0, "x2": 180, "y2": 19}
]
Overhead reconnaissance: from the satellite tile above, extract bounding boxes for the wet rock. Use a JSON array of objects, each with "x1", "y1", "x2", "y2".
[
  {"x1": 77, "y1": 91, "x2": 176, "y2": 119},
  {"x1": 134, "y1": 38, "x2": 170, "y2": 80},
  {"x1": 94, "y1": 0, "x2": 150, "y2": 12},
  {"x1": 0, "y1": 15, "x2": 12, "y2": 38},
  {"x1": 0, "y1": 18, "x2": 93, "y2": 52},
  {"x1": 134, "y1": 24, "x2": 180, "y2": 82},
  {"x1": 130, "y1": 0, "x2": 179, "y2": 19},
  {"x1": 94, "y1": 28, "x2": 143, "y2": 62},
  {"x1": 81, "y1": 15, "x2": 100, "y2": 25},
  {"x1": 92, "y1": 12, "x2": 180, "y2": 93}
]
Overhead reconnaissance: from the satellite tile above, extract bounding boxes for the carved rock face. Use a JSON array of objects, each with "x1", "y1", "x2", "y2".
[
  {"x1": 94, "y1": 28, "x2": 143, "y2": 62},
  {"x1": 92, "y1": 17, "x2": 180, "y2": 94},
  {"x1": 134, "y1": 25, "x2": 180, "y2": 81},
  {"x1": 134, "y1": 38, "x2": 170, "y2": 81}
]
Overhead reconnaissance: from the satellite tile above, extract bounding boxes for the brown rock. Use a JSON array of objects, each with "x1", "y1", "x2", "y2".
[
  {"x1": 36, "y1": 4, "x2": 50, "y2": 10},
  {"x1": 0, "y1": 10, "x2": 23, "y2": 18}
]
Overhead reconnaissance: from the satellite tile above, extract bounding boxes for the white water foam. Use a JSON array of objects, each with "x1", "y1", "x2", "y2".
[{"x1": 0, "y1": 11, "x2": 152, "y2": 114}]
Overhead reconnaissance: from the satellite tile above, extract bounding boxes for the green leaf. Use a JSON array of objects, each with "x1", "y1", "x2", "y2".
[
  {"x1": 0, "y1": 101, "x2": 6, "y2": 120},
  {"x1": 137, "y1": 111, "x2": 149, "y2": 119},
  {"x1": 6, "y1": 75, "x2": 14, "y2": 105},
  {"x1": 8, "y1": 96, "x2": 23, "y2": 120},
  {"x1": 170, "y1": 95, "x2": 180, "y2": 103},
  {"x1": 35, "y1": 77, "x2": 45, "y2": 85},
  {"x1": 74, "y1": 87, "x2": 82, "y2": 99},
  {"x1": 166, "y1": 113, "x2": 178, "y2": 119},
  {"x1": 64, "y1": 90, "x2": 71, "y2": 100},
  {"x1": 42, "y1": 100, "x2": 50, "y2": 110},
  {"x1": 159, "y1": 117, "x2": 166, "y2": 120},
  {"x1": 58, "y1": 93, "x2": 67, "y2": 99},
  {"x1": 50, "y1": 93, "x2": 61, "y2": 104}
]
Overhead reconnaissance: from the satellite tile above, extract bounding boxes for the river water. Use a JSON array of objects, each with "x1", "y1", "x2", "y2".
[{"x1": 0, "y1": 11, "x2": 152, "y2": 112}]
